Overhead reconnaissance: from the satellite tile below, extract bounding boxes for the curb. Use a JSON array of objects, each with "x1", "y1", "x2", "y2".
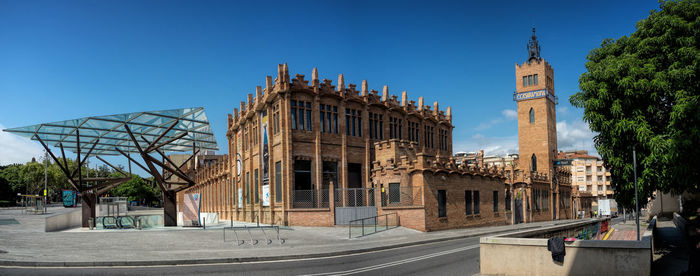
[{"x1": 0, "y1": 222, "x2": 567, "y2": 267}]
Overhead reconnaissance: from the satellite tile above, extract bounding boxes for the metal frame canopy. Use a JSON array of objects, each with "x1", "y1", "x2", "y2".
[
  {"x1": 3, "y1": 107, "x2": 218, "y2": 156},
  {"x1": 3, "y1": 107, "x2": 218, "y2": 227}
]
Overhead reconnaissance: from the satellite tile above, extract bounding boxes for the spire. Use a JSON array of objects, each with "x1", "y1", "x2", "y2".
[
  {"x1": 312, "y1": 67, "x2": 318, "y2": 82},
  {"x1": 361, "y1": 80, "x2": 368, "y2": 96},
  {"x1": 527, "y1": 26, "x2": 541, "y2": 62},
  {"x1": 401, "y1": 91, "x2": 407, "y2": 106}
]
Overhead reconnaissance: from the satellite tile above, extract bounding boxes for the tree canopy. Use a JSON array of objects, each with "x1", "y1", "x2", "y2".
[{"x1": 570, "y1": 0, "x2": 699, "y2": 208}]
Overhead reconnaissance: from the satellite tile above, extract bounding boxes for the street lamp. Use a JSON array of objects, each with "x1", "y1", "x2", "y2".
[
  {"x1": 44, "y1": 150, "x2": 48, "y2": 213},
  {"x1": 633, "y1": 144, "x2": 639, "y2": 241}
]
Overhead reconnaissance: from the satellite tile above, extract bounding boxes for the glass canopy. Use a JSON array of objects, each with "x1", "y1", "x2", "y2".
[{"x1": 3, "y1": 107, "x2": 218, "y2": 156}]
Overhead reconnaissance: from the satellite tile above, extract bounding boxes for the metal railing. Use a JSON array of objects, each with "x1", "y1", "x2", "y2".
[
  {"x1": 291, "y1": 189, "x2": 330, "y2": 208},
  {"x1": 348, "y1": 213, "x2": 398, "y2": 239}
]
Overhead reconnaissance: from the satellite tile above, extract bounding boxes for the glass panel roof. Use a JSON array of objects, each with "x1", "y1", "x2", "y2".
[{"x1": 3, "y1": 107, "x2": 218, "y2": 156}]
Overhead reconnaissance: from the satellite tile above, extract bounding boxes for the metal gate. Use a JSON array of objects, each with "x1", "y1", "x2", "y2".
[
  {"x1": 514, "y1": 196, "x2": 523, "y2": 224},
  {"x1": 334, "y1": 188, "x2": 377, "y2": 225}
]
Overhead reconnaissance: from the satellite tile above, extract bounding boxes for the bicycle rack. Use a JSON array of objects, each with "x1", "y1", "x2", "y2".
[{"x1": 224, "y1": 225, "x2": 285, "y2": 246}]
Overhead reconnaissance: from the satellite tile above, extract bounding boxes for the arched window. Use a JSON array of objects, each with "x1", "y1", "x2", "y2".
[
  {"x1": 529, "y1": 108, "x2": 535, "y2": 123},
  {"x1": 531, "y1": 154, "x2": 537, "y2": 172}
]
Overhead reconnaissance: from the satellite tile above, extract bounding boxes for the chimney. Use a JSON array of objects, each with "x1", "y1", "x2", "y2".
[
  {"x1": 433, "y1": 101, "x2": 439, "y2": 115},
  {"x1": 361, "y1": 80, "x2": 368, "y2": 96},
  {"x1": 418, "y1": 97, "x2": 424, "y2": 111},
  {"x1": 401, "y1": 91, "x2": 407, "y2": 106},
  {"x1": 266, "y1": 76, "x2": 273, "y2": 91},
  {"x1": 337, "y1": 74, "x2": 345, "y2": 92},
  {"x1": 382, "y1": 85, "x2": 389, "y2": 101},
  {"x1": 312, "y1": 67, "x2": 319, "y2": 87}
]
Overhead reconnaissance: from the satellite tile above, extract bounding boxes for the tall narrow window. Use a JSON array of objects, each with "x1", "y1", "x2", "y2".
[
  {"x1": 473, "y1": 191, "x2": 480, "y2": 214},
  {"x1": 523, "y1": 76, "x2": 527, "y2": 87},
  {"x1": 531, "y1": 154, "x2": 537, "y2": 172},
  {"x1": 533, "y1": 74, "x2": 539, "y2": 85},
  {"x1": 275, "y1": 161, "x2": 282, "y2": 202},
  {"x1": 254, "y1": 169, "x2": 259, "y2": 203},
  {"x1": 465, "y1": 190, "x2": 472, "y2": 215},
  {"x1": 529, "y1": 108, "x2": 535, "y2": 123},
  {"x1": 333, "y1": 106, "x2": 338, "y2": 133},
  {"x1": 306, "y1": 102, "x2": 312, "y2": 131},
  {"x1": 389, "y1": 183, "x2": 400, "y2": 204},
  {"x1": 438, "y1": 190, "x2": 446, "y2": 218},
  {"x1": 379, "y1": 115, "x2": 384, "y2": 139},
  {"x1": 493, "y1": 191, "x2": 499, "y2": 212},
  {"x1": 320, "y1": 104, "x2": 325, "y2": 132},
  {"x1": 246, "y1": 172, "x2": 250, "y2": 204},
  {"x1": 528, "y1": 75, "x2": 533, "y2": 86},
  {"x1": 298, "y1": 104, "x2": 305, "y2": 130},
  {"x1": 505, "y1": 187, "x2": 511, "y2": 211},
  {"x1": 291, "y1": 101, "x2": 297, "y2": 130}
]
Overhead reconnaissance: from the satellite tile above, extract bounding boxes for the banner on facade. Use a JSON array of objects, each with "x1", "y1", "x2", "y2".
[
  {"x1": 238, "y1": 188, "x2": 243, "y2": 208},
  {"x1": 261, "y1": 110, "x2": 269, "y2": 184},
  {"x1": 183, "y1": 193, "x2": 201, "y2": 227},
  {"x1": 262, "y1": 184, "x2": 270, "y2": 207}
]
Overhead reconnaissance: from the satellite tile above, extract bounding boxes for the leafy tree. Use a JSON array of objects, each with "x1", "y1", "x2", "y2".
[
  {"x1": 108, "y1": 175, "x2": 161, "y2": 206},
  {"x1": 570, "y1": 0, "x2": 699, "y2": 208}
]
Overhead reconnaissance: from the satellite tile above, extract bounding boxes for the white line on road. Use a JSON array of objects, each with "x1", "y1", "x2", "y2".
[{"x1": 300, "y1": 244, "x2": 479, "y2": 276}]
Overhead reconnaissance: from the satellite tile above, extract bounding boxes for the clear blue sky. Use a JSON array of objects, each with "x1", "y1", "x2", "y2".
[{"x1": 0, "y1": 0, "x2": 661, "y2": 171}]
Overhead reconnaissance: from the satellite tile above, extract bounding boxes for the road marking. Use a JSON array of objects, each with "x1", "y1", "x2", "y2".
[
  {"x1": 0, "y1": 238, "x2": 481, "y2": 269},
  {"x1": 300, "y1": 244, "x2": 479, "y2": 276}
]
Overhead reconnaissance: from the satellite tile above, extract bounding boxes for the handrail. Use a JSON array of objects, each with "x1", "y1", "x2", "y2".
[{"x1": 348, "y1": 213, "x2": 398, "y2": 239}]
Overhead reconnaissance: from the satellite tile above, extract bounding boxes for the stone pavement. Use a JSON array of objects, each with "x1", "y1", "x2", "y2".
[
  {"x1": 652, "y1": 218, "x2": 690, "y2": 275},
  {"x1": 607, "y1": 218, "x2": 648, "y2": 240},
  {"x1": 0, "y1": 207, "x2": 581, "y2": 266}
]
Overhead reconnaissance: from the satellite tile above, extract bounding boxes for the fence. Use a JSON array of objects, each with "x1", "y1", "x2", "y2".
[
  {"x1": 335, "y1": 188, "x2": 375, "y2": 207},
  {"x1": 348, "y1": 213, "x2": 399, "y2": 238},
  {"x1": 292, "y1": 189, "x2": 330, "y2": 208},
  {"x1": 381, "y1": 185, "x2": 422, "y2": 207}
]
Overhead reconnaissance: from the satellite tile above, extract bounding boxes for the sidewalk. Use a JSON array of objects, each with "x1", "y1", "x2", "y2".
[
  {"x1": 652, "y1": 218, "x2": 690, "y2": 275},
  {"x1": 0, "y1": 207, "x2": 583, "y2": 267}
]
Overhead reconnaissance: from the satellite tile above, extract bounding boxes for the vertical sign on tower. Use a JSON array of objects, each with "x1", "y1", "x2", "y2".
[{"x1": 261, "y1": 110, "x2": 270, "y2": 206}]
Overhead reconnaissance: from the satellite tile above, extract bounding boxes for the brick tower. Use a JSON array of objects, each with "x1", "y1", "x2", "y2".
[{"x1": 515, "y1": 27, "x2": 557, "y2": 175}]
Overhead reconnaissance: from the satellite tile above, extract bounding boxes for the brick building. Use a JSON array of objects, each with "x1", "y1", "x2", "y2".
[{"x1": 176, "y1": 28, "x2": 577, "y2": 231}]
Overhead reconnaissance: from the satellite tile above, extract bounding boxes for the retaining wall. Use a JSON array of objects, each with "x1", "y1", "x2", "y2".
[
  {"x1": 480, "y1": 217, "x2": 656, "y2": 276},
  {"x1": 45, "y1": 209, "x2": 82, "y2": 232}
]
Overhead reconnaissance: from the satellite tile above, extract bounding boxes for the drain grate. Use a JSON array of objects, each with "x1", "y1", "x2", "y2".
[{"x1": 0, "y1": 218, "x2": 19, "y2": 225}]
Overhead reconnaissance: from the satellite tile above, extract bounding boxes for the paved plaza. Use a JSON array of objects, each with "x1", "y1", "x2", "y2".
[{"x1": 0, "y1": 206, "x2": 578, "y2": 266}]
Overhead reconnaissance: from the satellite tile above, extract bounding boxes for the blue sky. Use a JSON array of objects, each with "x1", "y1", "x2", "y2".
[{"x1": 0, "y1": 0, "x2": 661, "y2": 172}]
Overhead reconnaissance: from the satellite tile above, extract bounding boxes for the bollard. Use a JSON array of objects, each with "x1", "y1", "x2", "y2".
[
  {"x1": 88, "y1": 218, "x2": 94, "y2": 230},
  {"x1": 137, "y1": 217, "x2": 142, "y2": 230}
]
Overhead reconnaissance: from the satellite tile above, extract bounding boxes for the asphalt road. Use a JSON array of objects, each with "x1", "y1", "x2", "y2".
[{"x1": 0, "y1": 236, "x2": 482, "y2": 276}]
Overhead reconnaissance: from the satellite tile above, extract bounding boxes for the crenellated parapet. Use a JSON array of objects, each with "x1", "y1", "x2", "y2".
[
  {"x1": 192, "y1": 156, "x2": 231, "y2": 187},
  {"x1": 372, "y1": 139, "x2": 506, "y2": 179},
  {"x1": 228, "y1": 64, "x2": 453, "y2": 131}
]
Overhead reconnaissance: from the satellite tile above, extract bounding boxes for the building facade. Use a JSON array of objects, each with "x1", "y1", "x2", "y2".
[
  {"x1": 557, "y1": 150, "x2": 614, "y2": 199},
  {"x1": 177, "y1": 28, "x2": 580, "y2": 230}
]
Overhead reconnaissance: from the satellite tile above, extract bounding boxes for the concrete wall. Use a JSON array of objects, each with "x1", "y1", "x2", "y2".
[
  {"x1": 45, "y1": 209, "x2": 82, "y2": 232},
  {"x1": 480, "y1": 218, "x2": 655, "y2": 276}
]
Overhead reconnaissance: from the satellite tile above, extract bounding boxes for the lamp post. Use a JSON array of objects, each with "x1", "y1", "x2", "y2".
[
  {"x1": 633, "y1": 144, "x2": 639, "y2": 241},
  {"x1": 44, "y1": 150, "x2": 48, "y2": 213}
]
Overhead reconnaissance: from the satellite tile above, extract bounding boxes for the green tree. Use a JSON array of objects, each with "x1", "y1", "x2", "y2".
[
  {"x1": 570, "y1": 0, "x2": 699, "y2": 208},
  {"x1": 108, "y1": 175, "x2": 160, "y2": 205}
]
